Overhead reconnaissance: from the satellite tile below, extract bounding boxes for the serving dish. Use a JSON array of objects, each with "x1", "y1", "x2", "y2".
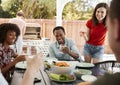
[
  {"x1": 74, "y1": 69, "x2": 92, "y2": 79},
  {"x1": 51, "y1": 61, "x2": 75, "y2": 74},
  {"x1": 49, "y1": 73, "x2": 76, "y2": 83}
]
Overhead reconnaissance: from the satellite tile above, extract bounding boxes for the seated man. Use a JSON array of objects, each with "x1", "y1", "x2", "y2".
[{"x1": 49, "y1": 26, "x2": 82, "y2": 61}]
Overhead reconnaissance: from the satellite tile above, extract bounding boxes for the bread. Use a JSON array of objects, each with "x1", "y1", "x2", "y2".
[
  {"x1": 77, "y1": 82, "x2": 91, "y2": 85},
  {"x1": 54, "y1": 61, "x2": 69, "y2": 67}
]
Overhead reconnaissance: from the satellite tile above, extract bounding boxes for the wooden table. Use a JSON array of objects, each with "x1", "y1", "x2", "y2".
[
  {"x1": 10, "y1": 68, "x2": 49, "y2": 85},
  {"x1": 11, "y1": 62, "x2": 100, "y2": 85},
  {"x1": 41, "y1": 69, "x2": 83, "y2": 85},
  {"x1": 11, "y1": 69, "x2": 82, "y2": 85}
]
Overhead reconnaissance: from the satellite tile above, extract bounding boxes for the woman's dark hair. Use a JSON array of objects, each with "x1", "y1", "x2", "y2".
[
  {"x1": 53, "y1": 26, "x2": 65, "y2": 34},
  {"x1": 0, "y1": 23, "x2": 20, "y2": 43},
  {"x1": 92, "y1": 2, "x2": 109, "y2": 26}
]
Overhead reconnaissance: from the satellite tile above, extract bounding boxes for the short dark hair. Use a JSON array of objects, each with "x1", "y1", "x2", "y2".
[
  {"x1": 109, "y1": 0, "x2": 120, "y2": 22},
  {"x1": 53, "y1": 26, "x2": 65, "y2": 34},
  {"x1": 17, "y1": 11, "x2": 24, "y2": 17},
  {"x1": 0, "y1": 23, "x2": 20, "y2": 43},
  {"x1": 92, "y1": 2, "x2": 109, "y2": 26}
]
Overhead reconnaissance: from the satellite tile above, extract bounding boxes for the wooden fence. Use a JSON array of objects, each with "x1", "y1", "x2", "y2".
[{"x1": 0, "y1": 18, "x2": 113, "y2": 54}]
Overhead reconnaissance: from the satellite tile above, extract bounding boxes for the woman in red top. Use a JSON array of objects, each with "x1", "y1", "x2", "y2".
[{"x1": 80, "y1": 3, "x2": 109, "y2": 63}]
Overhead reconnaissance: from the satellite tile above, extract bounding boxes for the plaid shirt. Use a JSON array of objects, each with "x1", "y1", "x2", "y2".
[{"x1": 0, "y1": 44, "x2": 15, "y2": 68}]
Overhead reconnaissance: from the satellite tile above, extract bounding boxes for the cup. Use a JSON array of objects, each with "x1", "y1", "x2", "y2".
[{"x1": 59, "y1": 45, "x2": 64, "y2": 54}]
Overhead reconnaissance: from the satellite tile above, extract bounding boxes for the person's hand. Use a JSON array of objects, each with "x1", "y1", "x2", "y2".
[
  {"x1": 14, "y1": 55, "x2": 26, "y2": 63},
  {"x1": 79, "y1": 31, "x2": 86, "y2": 36},
  {"x1": 20, "y1": 53, "x2": 43, "y2": 85},
  {"x1": 25, "y1": 52, "x2": 43, "y2": 72},
  {"x1": 61, "y1": 45, "x2": 70, "y2": 54}
]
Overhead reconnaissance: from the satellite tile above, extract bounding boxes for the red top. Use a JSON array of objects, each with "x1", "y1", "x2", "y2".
[{"x1": 86, "y1": 19, "x2": 107, "y2": 46}]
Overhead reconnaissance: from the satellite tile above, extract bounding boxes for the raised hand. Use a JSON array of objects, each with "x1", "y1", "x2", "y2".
[{"x1": 25, "y1": 52, "x2": 43, "y2": 72}]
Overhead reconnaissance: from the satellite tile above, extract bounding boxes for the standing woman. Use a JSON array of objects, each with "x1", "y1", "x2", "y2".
[
  {"x1": 80, "y1": 3, "x2": 109, "y2": 63},
  {"x1": 9, "y1": 10, "x2": 26, "y2": 54}
]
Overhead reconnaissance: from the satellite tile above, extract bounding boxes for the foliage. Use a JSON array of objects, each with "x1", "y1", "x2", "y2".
[
  {"x1": 0, "y1": 0, "x2": 109, "y2": 19},
  {"x1": 22, "y1": 0, "x2": 56, "y2": 19},
  {"x1": 63, "y1": 0, "x2": 94, "y2": 20},
  {"x1": 0, "y1": 6, "x2": 10, "y2": 18},
  {"x1": 1, "y1": 0, "x2": 56, "y2": 18},
  {"x1": 1, "y1": 0, "x2": 22, "y2": 18}
]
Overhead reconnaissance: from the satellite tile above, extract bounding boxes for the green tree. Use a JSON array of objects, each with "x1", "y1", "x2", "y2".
[
  {"x1": 0, "y1": 0, "x2": 11, "y2": 18},
  {"x1": 1, "y1": 0, "x2": 22, "y2": 18},
  {"x1": 1, "y1": 0, "x2": 107, "y2": 19},
  {"x1": 63, "y1": 0, "x2": 94, "y2": 20},
  {"x1": 1, "y1": 0, "x2": 56, "y2": 19},
  {"x1": 22, "y1": 0, "x2": 56, "y2": 19}
]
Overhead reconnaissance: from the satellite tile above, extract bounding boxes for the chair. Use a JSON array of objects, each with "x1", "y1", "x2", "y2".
[
  {"x1": 38, "y1": 39, "x2": 51, "y2": 57},
  {"x1": 92, "y1": 60, "x2": 120, "y2": 76}
]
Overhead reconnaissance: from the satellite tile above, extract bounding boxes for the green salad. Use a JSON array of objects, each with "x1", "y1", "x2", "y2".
[{"x1": 49, "y1": 73, "x2": 74, "y2": 81}]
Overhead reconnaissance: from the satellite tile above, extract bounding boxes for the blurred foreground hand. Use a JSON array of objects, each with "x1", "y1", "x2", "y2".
[
  {"x1": 26, "y1": 52, "x2": 43, "y2": 72},
  {"x1": 20, "y1": 52, "x2": 43, "y2": 85}
]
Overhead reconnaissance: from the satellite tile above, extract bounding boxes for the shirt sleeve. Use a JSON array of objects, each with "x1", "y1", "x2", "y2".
[
  {"x1": 86, "y1": 19, "x2": 92, "y2": 29},
  {"x1": 49, "y1": 43, "x2": 64, "y2": 60},
  {"x1": 48, "y1": 45, "x2": 56, "y2": 58},
  {"x1": 69, "y1": 39, "x2": 83, "y2": 61}
]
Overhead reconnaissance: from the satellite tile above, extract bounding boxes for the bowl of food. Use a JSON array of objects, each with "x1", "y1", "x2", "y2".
[
  {"x1": 74, "y1": 69, "x2": 92, "y2": 79},
  {"x1": 49, "y1": 73, "x2": 76, "y2": 82},
  {"x1": 51, "y1": 61, "x2": 75, "y2": 74}
]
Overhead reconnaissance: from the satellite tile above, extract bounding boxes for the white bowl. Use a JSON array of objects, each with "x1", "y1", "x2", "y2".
[
  {"x1": 51, "y1": 61, "x2": 75, "y2": 74},
  {"x1": 81, "y1": 75, "x2": 97, "y2": 82},
  {"x1": 74, "y1": 69, "x2": 92, "y2": 79}
]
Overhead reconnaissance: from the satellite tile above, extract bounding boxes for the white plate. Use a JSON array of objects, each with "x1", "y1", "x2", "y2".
[
  {"x1": 77, "y1": 62, "x2": 94, "y2": 68},
  {"x1": 81, "y1": 75, "x2": 97, "y2": 82},
  {"x1": 15, "y1": 61, "x2": 27, "y2": 69}
]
